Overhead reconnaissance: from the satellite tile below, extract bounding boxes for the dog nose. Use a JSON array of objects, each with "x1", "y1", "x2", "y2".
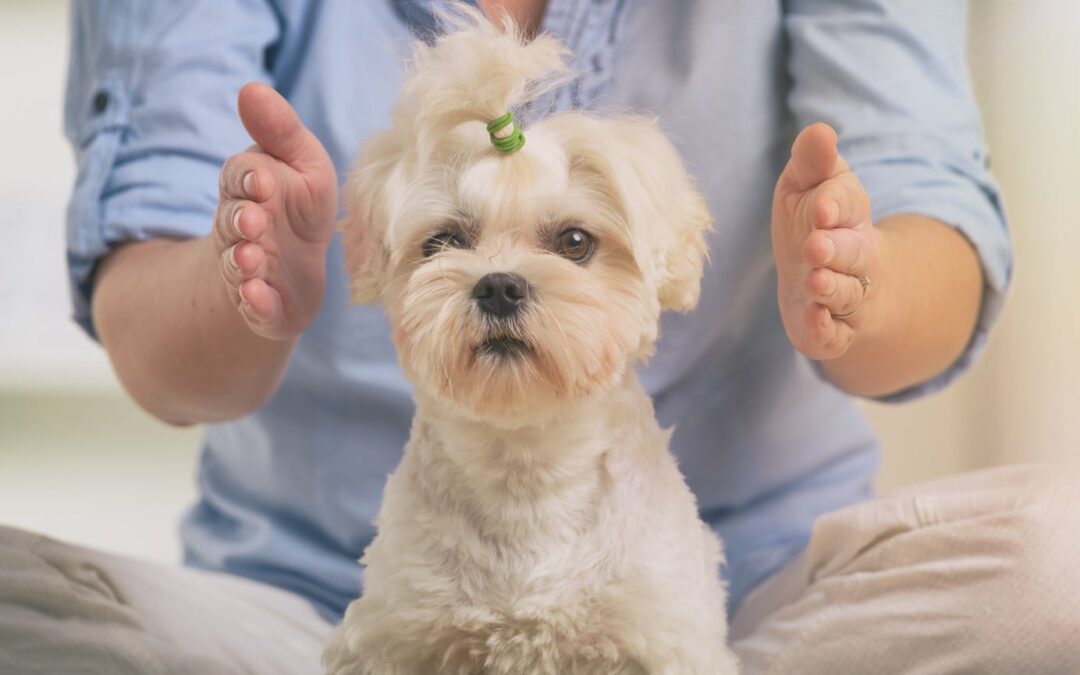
[{"x1": 472, "y1": 273, "x2": 528, "y2": 318}]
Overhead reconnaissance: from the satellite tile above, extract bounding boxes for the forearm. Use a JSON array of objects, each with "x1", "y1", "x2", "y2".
[
  {"x1": 93, "y1": 236, "x2": 296, "y2": 425},
  {"x1": 820, "y1": 214, "x2": 983, "y2": 398}
]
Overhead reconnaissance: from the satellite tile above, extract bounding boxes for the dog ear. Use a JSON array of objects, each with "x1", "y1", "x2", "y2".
[
  {"x1": 340, "y1": 160, "x2": 393, "y2": 305},
  {"x1": 654, "y1": 181, "x2": 711, "y2": 313},
  {"x1": 340, "y1": 198, "x2": 389, "y2": 305},
  {"x1": 340, "y1": 133, "x2": 405, "y2": 305},
  {"x1": 600, "y1": 117, "x2": 713, "y2": 313}
]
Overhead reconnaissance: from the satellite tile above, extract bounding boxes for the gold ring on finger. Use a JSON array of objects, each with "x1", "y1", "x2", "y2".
[{"x1": 830, "y1": 274, "x2": 870, "y2": 320}]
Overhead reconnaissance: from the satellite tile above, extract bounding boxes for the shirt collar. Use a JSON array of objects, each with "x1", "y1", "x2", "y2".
[
  {"x1": 388, "y1": 0, "x2": 625, "y2": 114},
  {"x1": 390, "y1": 0, "x2": 480, "y2": 38}
]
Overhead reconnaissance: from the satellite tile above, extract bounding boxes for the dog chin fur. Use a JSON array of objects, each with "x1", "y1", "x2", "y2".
[{"x1": 324, "y1": 5, "x2": 739, "y2": 673}]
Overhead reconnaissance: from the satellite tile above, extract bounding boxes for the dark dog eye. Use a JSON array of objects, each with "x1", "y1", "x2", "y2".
[
  {"x1": 554, "y1": 228, "x2": 595, "y2": 263},
  {"x1": 422, "y1": 231, "x2": 467, "y2": 257}
]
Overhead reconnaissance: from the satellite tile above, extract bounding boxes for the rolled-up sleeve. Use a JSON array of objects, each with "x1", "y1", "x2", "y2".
[
  {"x1": 64, "y1": 1, "x2": 280, "y2": 337},
  {"x1": 785, "y1": 0, "x2": 1011, "y2": 401}
]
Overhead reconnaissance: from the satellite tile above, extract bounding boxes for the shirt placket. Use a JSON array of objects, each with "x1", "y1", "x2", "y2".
[
  {"x1": 533, "y1": 0, "x2": 627, "y2": 116},
  {"x1": 398, "y1": 0, "x2": 627, "y2": 117}
]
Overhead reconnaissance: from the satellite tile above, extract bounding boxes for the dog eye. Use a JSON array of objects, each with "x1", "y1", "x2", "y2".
[
  {"x1": 553, "y1": 228, "x2": 595, "y2": 263},
  {"x1": 422, "y1": 231, "x2": 468, "y2": 257}
]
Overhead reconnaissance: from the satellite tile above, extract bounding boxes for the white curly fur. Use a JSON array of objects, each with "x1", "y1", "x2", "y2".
[{"x1": 326, "y1": 5, "x2": 737, "y2": 674}]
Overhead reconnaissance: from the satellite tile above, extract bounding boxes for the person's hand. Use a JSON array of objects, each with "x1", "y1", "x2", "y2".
[
  {"x1": 213, "y1": 83, "x2": 338, "y2": 340},
  {"x1": 771, "y1": 123, "x2": 880, "y2": 360}
]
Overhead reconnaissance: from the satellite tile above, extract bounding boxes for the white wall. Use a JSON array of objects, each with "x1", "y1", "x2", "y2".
[
  {"x1": 865, "y1": 0, "x2": 1080, "y2": 488},
  {"x1": 0, "y1": 0, "x2": 1077, "y2": 561},
  {"x1": 0, "y1": 1, "x2": 199, "y2": 562},
  {"x1": 0, "y1": 0, "x2": 116, "y2": 390}
]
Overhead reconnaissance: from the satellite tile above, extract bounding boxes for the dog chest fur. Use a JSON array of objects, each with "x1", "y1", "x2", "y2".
[
  {"x1": 324, "y1": 375, "x2": 733, "y2": 674},
  {"x1": 325, "y1": 6, "x2": 739, "y2": 672}
]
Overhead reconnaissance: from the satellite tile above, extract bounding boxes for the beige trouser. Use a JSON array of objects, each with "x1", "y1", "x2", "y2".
[
  {"x1": 0, "y1": 527, "x2": 333, "y2": 674},
  {"x1": 1, "y1": 464, "x2": 1078, "y2": 674},
  {"x1": 730, "y1": 464, "x2": 1080, "y2": 674}
]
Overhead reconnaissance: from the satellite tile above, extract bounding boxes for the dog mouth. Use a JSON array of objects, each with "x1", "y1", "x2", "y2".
[{"x1": 475, "y1": 334, "x2": 531, "y2": 359}]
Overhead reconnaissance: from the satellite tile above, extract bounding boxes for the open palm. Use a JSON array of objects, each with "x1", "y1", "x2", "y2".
[
  {"x1": 771, "y1": 123, "x2": 880, "y2": 361},
  {"x1": 213, "y1": 83, "x2": 338, "y2": 340}
]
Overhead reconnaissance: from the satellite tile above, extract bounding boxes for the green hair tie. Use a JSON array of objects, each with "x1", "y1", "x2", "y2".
[{"x1": 487, "y1": 111, "x2": 525, "y2": 154}]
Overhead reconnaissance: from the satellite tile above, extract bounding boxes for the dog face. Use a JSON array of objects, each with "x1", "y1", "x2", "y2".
[
  {"x1": 343, "y1": 114, "x2": 711, "y2": 424},
  {"x1": 340, "y1": 8, "x2": 711, "y2": 425}
]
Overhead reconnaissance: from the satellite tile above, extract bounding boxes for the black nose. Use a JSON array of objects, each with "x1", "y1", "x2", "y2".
[{"x1": 472, "y1": 273, "x2": 528, "y2": 318}]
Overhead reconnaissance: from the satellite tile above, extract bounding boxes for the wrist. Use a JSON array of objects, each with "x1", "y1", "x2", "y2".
[
  {"x1": 817, "y1": 214, "x2": 982, "y2": 398},
  {"x1": 850, "y1": 223, "x2": 892, "y2": 346},
  {"x1": 95, "y1": 236, "x2": 298, "y2": 425},
  {"x1": 817, "y1": 223, "x2": 893, "y2": 395}
]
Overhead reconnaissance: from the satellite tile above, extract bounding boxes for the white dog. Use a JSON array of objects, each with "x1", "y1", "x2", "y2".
[{"x1": 324, "y1": 6, "x2": 739, "y2": 674}]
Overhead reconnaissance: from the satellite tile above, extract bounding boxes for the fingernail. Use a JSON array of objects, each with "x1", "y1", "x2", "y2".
[
  {"x1": 238, "y1": 283, "x2": 248, "y2": 305},
  {"x1": 225, "y1": 244, "x2": 240, "y2": 273},
  {"x1": 233, "y1": 206, "x2": 245, "y2": 238},
  {"x1": 828, "y1": 201, "x2": 840, "y2": 224},
  {"x1": 823, "y1": 237, "x2": 835, "y2": 263},
  {"x1": 242, "y1": 171, "x2": 256, "y2": 198}
]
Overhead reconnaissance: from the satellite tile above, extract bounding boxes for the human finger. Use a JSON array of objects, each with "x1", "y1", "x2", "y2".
[{"x1": 806, "y1": 268, "x2": 866, "y2": 319}]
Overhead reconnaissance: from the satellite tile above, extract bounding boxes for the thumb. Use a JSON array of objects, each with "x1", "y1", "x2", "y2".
[
  {"x1": 783, "y1": 123, "x2": 847, "y2": 192},
  {"x1": 237, "y1": 82, "x2": 329, "y2": 171}
]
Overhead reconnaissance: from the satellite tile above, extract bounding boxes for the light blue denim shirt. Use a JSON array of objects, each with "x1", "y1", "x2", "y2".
[{"x1": 65, "y1": 0, "x2": 1010, "y2": 620}]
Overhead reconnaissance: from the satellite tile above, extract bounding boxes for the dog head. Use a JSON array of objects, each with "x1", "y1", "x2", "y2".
[{"x1": 342, "y1": 5, "x2": 712, "y2": 426}]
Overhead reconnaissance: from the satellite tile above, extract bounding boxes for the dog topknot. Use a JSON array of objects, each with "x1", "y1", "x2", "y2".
[{"x1": 393, "y1": 3, "x2": 572, "y2": 157}]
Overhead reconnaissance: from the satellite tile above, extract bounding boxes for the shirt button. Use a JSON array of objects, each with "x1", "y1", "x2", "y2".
[{"x1": 92, "y1": 90, "x2": 110, "y2": 115}]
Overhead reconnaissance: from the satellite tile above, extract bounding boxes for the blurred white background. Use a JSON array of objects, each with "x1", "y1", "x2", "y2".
[{"x1": 0, "y1": 1, "x2": 1077, "y2": 563}]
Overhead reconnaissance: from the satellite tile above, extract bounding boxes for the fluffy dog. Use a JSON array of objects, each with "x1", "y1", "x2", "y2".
[{"x1": 324, "y1": 7, "x2": 738, "y2": 674}]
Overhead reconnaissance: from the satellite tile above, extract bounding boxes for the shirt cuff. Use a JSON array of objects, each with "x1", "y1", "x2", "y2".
[{"x1": 67, "y1": 147, "x2": 220, "y2": 339}]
